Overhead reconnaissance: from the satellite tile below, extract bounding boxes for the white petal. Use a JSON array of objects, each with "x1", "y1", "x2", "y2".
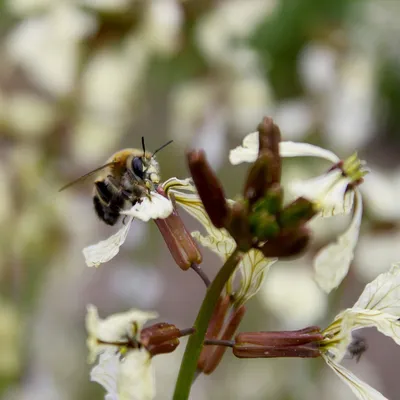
[
  {"x1": 91, "y1": 350, "x2": 119, "y2": 396},
  {"x1": 121, "y1": 192, "x2": 173, "y2": 221},
  {"x1": 229, "y1": 131, "x2": 259, "y2": 165},
  {"x1": 118, "y1": 349, "x2": 155, "y2": 400},
  {"x1": 229, "y1": 132, "x2": 340, "y2": 165},
  {"x1": 91, "y1": 349, "x2": 155, "y2": 400},
  {"x1": 233, "y1": 249, "x2": 276, "y2": 306},
  {"x1": 290, "y1": 170, "x2": 353, "y2": 216},
  {"x1": 191, "y1": 229, "x2": 235, "y2": 260},
  {"x1": 279, "y1": 141, "x2": 340, "y2": 163},
  {"x1": 83, "y1": 217, "x2": 134, "y2": 267},
  {"x1": 161, "y1": 177, "x2": 195, "y2": 193},
  {"x1": 314, "y1": 189, "x2": 363, "y2": 292},
  {"x1": 353, "y1": 263, "x2": 400, "y2": 315},
  {"x1": 323, "y1": 354, "x2": 388, "y2": 400}
]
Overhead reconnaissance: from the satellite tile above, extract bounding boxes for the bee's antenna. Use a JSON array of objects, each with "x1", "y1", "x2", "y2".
[
  {"x1": 152, "y1": 140, "x2": 173, "y2": 156},
  {"x1": 141, "y1": 136, "x2": 146, "y2": 153}
]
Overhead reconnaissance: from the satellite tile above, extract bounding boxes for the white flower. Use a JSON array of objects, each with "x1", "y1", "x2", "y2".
[
  {"x1": 83, "y1": 191, "x2": 174, "y2": 267},
  {"x1": 164, "y1": 178, "x2": 276, "y2": 306},
  {"x1": 229, "y1": 132, "x2": 368, "y2": 293},
  {"x1": 320, "y1": 264, "x2": 400, "y2": 400},
  {"x1": 86, "y1": 305, "x2": 158, "y2": 363},
  {"x1": 91, "y1": 349, "x2": 155, "y2": 400},
  {"x1": 86, "y1": 306, "x2": 157, "y2": 400}
]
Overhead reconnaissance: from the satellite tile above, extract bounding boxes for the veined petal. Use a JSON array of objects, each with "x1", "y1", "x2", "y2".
[
  {"x1": 162, "y1": 177, "x2": 196, "y2": 193},
  {"x1": 232, "y1": 249, "x2": 277, "y2": 306},
  {"x1": 339, "y1": 308, "x2": 400, "y2": 347},
  {"x1": 229, "y1": 131, "x2": 340, "y2": 165},
  {"x1": 289, "y1": 170, "x2": 353, "y2": 217},
  {"x1": 353, "y1": 263, "x2": 400, "y2": 315},
  {"x1": 121, "y1": 192, "x2": 173, "y2": 221},
  {"x1": 91, "y1": 348, "x2": 155, "y2": 400},
  {"x1": 314, "y1": 189, "x2": 363, "y2": 293},
  {"x1": 192, "y1": 229, "x2": 235, "y2": 260},
  {"x1": 83, "y1": 216, "x2": 134, "y2": 267},
  {"x1": 322, "y1": 354, "x2": 388, "y2": 400}
]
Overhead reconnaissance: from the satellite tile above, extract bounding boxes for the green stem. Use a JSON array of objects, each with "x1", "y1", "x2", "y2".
[{"x1": 173, "y1": 248, "x2": 242, "y2": 399}]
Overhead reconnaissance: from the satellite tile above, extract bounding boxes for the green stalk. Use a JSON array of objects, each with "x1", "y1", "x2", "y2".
[{"x1": 173, "y1": 248, "x2": 242, "y2": 399}]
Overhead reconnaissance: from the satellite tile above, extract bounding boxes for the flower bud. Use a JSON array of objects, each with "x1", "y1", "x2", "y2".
[
  {"x1": 279, "y1": 197, "x2": 317, "y2": 230},
  {"x1": 257, "y1": 117, "x2": 281, "y2": 183},
  {"x1": 249, "y1": 211, "x2": 280, "y2": 240},
  {"x1": 187, "y1": 149, "x2": 229, "y2": 229},
  {"x1": 233, "y1": 327, "x2": 323, "y2": 359},
  {"x1": 141, "y1": 323, "x2": 183, "y2": 356},
  {"x1": 252, "y1": 183, "x2": 283, "y2": 215},
  {"x1": 202, "y1": 306, "x2": 246, "y2": 374},
  {"x1": 225, "y1": 201, "x2": 252, "y2": 252},
  {"x1": 154, "y1": 190, "x2": 202, "y2": 270},
  {"x1": 259, "y1": 227, "x2": 311, "y2": 258},
  {"x1": 243, "y1": 150, "x2": 277, "y2": 205}
]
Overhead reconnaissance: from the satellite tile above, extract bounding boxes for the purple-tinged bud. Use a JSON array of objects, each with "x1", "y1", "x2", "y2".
[
  {"x1": 198, "y1": 296, "x2": 231, "y2": 371},
  {"x1": 141, "y1": 322, "x2": 184, "y2": 356},
  {"x1": 202, "y1": 306, "x2": 246, "y2": 374},
  {"x1": 233, "y1": 327, "x2": 323, "y2": 359},
  {"x1": 226, "y1": 202, "x2": 252, "y2": 252},
  {"x1": 257, "y1": 117, "x2": 282, "y2": 183},
  {"x1": 154, "y1": 188, "x2": 202, "y2": 270},
  {"x1": 244, "y1": 150, "x2": 277, "y2": 205},
  {"x1": 187, "y1": 150, "x2": 229, "y2": 229}
]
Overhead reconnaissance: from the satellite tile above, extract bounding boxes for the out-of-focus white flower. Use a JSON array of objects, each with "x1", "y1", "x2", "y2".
[
  {"x1": 83, "y1": 191, "x2": 174, "y2": 267},
  {"x1": 321, "y1": 264, "x2": 400, "y2": 400},
  {"x1": 7, "y1": 3, "x2": 97, "y2": 96},
  {"x1": 229, "y1": 133, "x2": 367, "y2": 293},
  {"x1": 196, "y1": 0, "x2": 275, "y2": 70},
  {"x1": 258, "y1": 262, "x2": 327, "y2": 328},
  {"x1": 164, "y1": 179, "x2": 276, "y2": 306},
  {"x1": 86, "y1": 305, "x2": 157, "y2": 400},
  {"x1": 3, "y1": 92, "x2": 57, "y2": 137}
]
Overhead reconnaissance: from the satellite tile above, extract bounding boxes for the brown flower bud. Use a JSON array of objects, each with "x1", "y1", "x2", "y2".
[
  {"x1": 233, "y1": 327, "x2": 323, "y2": 359},
  {"x1": 198, "y1": 295, "x2": 231, "y2": 371},
  {"x1": 244, "y1": 150, "x2": 277, "y2": 205},
  {"x1": 154, "y1": 190, "x2": 202, "y2": 270},
  {"x1": 141, "y1": 322, "x2": 183, "y2": 356},
  {"x1": 257, "y1": 117, "x2": 281, "y2": 183},
  {"x1": 187, "y1": 149, "x2": 229, "y2": 229},
  {"x1": 202, "y1": 305, "x2": 246, "y2": 374},
  {"x1": 225, "y1": 201, "x2": 252, "y2": 252},
  {"x1": 279, "y1": 197, "x2": 317, "y2": 230},
  {"x1": 259, "y1": 226, "x2": 311, "y2": 258},
  {"x1": 252, "y1": 183, "x2": 283, "y2": 215}
]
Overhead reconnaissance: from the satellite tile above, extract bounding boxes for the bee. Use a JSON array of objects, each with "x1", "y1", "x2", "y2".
[
  {"x1": 347, "y1": 336, "x2": 368, "y2": 362},
  {"x1": 59, "y1": 138, "x2": 173, "y2": 226}
]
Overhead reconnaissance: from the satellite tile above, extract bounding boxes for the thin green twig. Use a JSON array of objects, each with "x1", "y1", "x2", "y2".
[{"x1": 173, "y1": 248, "x2": 242, "y2": 399}]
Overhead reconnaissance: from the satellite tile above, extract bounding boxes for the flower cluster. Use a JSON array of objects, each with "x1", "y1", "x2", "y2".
[{"x1": 80, "y1": 116, "x2": 400, "y2": 400}]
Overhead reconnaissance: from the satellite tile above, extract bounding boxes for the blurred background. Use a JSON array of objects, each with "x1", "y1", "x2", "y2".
[{"x1": 0, "y1": 0, "x2": 400, "y2": 399}]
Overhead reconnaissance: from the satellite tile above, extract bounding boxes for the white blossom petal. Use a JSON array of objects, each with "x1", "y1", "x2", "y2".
[
  {"x1": 191, "y1": 230, "x2": 235, "y2": 260},
  {"x1": 353, "y1": 263, "x2": 400, "y2": 315},
  {"x1": 86, "y1": 305, "x2": 158, "y2": 363},
  {"x1": 233, "y1": 249, "x2": 276, "y2": 306},
  {"x1": 83, "y1": 217, "x2": 134, "y2": 267},
  {"x1": 229, "y1": 131, "x2": 340, "y2": 165},
  {"x1": 290, "y1": 170, "x2": 353, "y2": 217},
  {"x1": 279, "y1": 141, "x2": 340, "y2": 163},
  {"x1": 322, "y1": 354, "x2": 388, "y2": 400},
  {"x1": 121, "y1": 192, "x2": 173, "y2": 221},
  {"x1": 91, "y1": 348, "x2": 155, "y2": 400},
  {"x1": 314, "y1": 189, "x2": 363, "y2": 292}
]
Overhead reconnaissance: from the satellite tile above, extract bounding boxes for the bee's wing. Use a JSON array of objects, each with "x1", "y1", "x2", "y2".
[{"x1": 58, "y1": 162, "x2": 117, "y2": 192}]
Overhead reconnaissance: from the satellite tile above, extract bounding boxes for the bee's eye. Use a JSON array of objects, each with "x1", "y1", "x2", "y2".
[{"x1": 132, "y1": 157, "x2": 144, "y2": 179}]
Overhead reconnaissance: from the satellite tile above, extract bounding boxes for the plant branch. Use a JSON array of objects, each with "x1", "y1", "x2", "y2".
[
  {"x1": 173, "y1": 248, "x2": 242, "y2": 399},
  {"x1": 190, "y1": 263, "x2": 211, "y2": 287}
]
